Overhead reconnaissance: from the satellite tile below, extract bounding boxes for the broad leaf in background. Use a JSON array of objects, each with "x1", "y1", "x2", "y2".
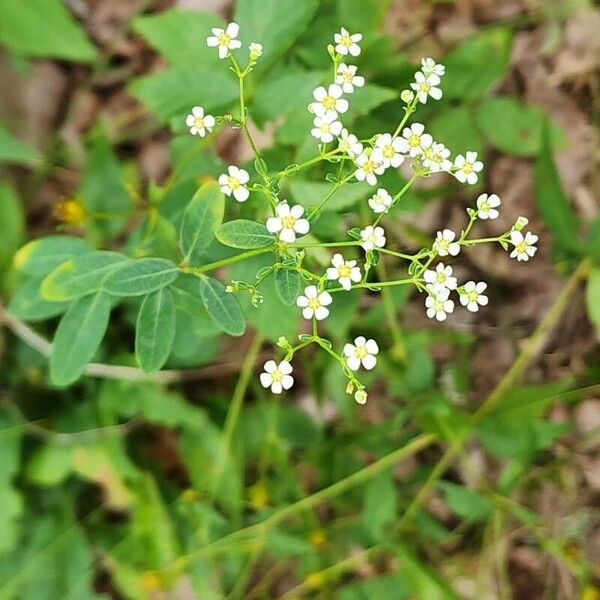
[
  {"x1": 234, "y1": 0, "x2": 319, "y2": 72},
  {"x1": 199, "y1": 276, "x2": 246, "y2": 336},
  {"x1": 0, "y1": 413, "x2": 22, "y2": 554},
  {"x1": 180, "y1": 182, "x2": 224, "y2": 265},
  {"x1": 343, "y1": 85, "x2": 398, "y2": 123},
  {"x1": 534, "y1": 121, "x2": 581, "y2": 253},
  {"x1": 103, "y1": 258, "x2": 179, "y2": 297},
  {"x1": 586, "y1": 268, "x2": 600, "y2": 341},
  {"x1": 274, "y1": 268, "x2": 302, "y2": 306},
  {"x1": 361, "y1": 470, "x2": 397, "y2": 542},
  {"x1": 8, "y1": 278, "x2": 70, "y2": 322},
  {"x1": 41, "y1": 251, "x2": 127, "y2": 301},
  {"x1": 136, "y1": 288, "x2": 176, "y2": 373},
  {"x1": 431, "y1": 105, "x2": 484, "y2": 157},
  {"x1": 216, "y1": 220, "x2": 274, "y2": 249},
  {"x1": 0, "y1": 184, "x2": 24, "y2": 270},
  {"x1": 50, "y1": 292, "x2": 112, "y2": 386},
  {"x1": 335, "y1": 0, "x2": 392, "y2": 31},
  {"x1": 0, "y1": 0, "x2": 96, "y2": 62},
  {"x1": 438, "y1": 481, "x2": 492, "y2": 521},
  {"x1": 0, "y1": 126, "x2": 39, "y2": 165},
  {"x1": 14, "y1": 235, "x2": 92, "y2": 277}
]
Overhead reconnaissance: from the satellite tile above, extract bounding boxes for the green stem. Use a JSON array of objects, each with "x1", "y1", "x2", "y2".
[
  {"x1": 184, "y1": 247, "x2": 274, "y2": 274},
  {"x1": 308, "y1": 173, "x2": 354, "y2": 220},
  {"x1": 377, "y1": 259, "x2": 406, "y2": 361},
  {"x1": 392, "y1": 96, "x2": 419, "y2": 139},
  {"x1": 328, "y1": 277, "x2": 414, "y2": 294},
  {"x1": 275, "y1": 149, "x2": 342, "y2": 181}
]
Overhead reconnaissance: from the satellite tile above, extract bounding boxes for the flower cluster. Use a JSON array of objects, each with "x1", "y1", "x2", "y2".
[{"x1": 184, "y1": 23, "x2": 539, "y2": 406}]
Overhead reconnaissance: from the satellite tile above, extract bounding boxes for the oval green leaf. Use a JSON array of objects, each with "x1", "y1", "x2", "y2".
[
  {"x1": 274, "y1": 268, "x2": 302, "y2": 306},
  {"x1": 103, "y1": 258, "x2": 179, "y2": 297},
  {"x1": 135, "y1": 288, "x2": 176, "y2": 373},
  {"x1": 14, "y1": 235, "x2": 92, "y2": 276},
  {"x1": 41, "y1": 251, "x2": 127, "y2": 302},
  {"x1": 199, "y1": 276, "x2": 246, "y2": 337},
  {"x1": 50, "y1": 292, "x2": 112, "y2": 386},
  {"x1": 216, "y1": 219, "x2": 274, "y2": 249},
  {"x1": 180, "y1": 182, "x2": 224, "y2": 265},
  {"x1": 8, "y1": 278, "x2": 70, "y2": 322}
]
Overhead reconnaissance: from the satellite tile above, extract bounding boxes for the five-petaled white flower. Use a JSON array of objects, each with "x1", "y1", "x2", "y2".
[
  {"x1": 218, "y1": 166, "x2": 250, "y2": 202},
  {"x1": 454, "y1": 152, "x2": 484, "y2": 185},
  {"x1": 510, "y1": 230, "x2": 538, "y2": 261},
  {"x1": 460, "y1": 281, "x2": 489, "y2": 312},
  {"x1": 335, "y1": 63, "x2": 365, "y2": 93},
  {"x1": 311, "y1": 113, "x2": 343, "y2": 143},
  {"x1": 206, "y1": 22, "x2": 242, "y2": 59},
  {"x1": 433, "y1": 229, "x2": 460, "y2": 257},
  {"x1": 375, "y1": 133, "x2": 409, "y2": 168},
  {"x1": 185, "y1": 106, "x2": 215, "y2": 137},
  {"x1": 343, "y1": 336, "x2": 379, "y2": 371},
  {"x1": 309, "y1": 84, "x2": 348, "y2": 118},
  {"x1": 368, "y1": 188, "x2": 393, "y2": 214},
  {"x1": 249, "y1": 42, "x2": 263, "y2": 60},
  {"x1": 423, "y1": 263, "x2": 457, "y2": 293},
  {"x1": 334, "y1": 27, "x2": 362, "y2": 56},
  {"x1": 326, "y1": 253, "x2": 361, "y2": 290},
  {"x1": 355, "y1": 389, "x2": 368, "y2": 404},
  {"x1": 260, "y1": 360, "x2": 293, "y2": 394},
  {"x1": 266, "y1": 202, "x2": 310, "y2": 243},
  {"x1": 425, "y1": 287, "x2": 455, "y2": 322},
  {"x1": 410, "y1": 71, "x2": 443, "y2": 104},
  {"x1": 354, "y1": 150, "x2": 385, "y2": 186},
  {"x1": 422, "y1": 142, "x2": 452, "y2": 173},
  {"x1": 360, "y1": 225, "x2": 386, "y2": 251},
  {"x1": 421, "y1": 57, "x2": 445, "y2": 78},
  {"x1": 297, "y1": 285, "x2": 332, "y2": 321},
  {"x1": 402, "y1": 123, "x2": 433, "y2": 157},
  {"x1": 476, "y1": 193, "x2": 501, "y2": 219},
  {"x1": 338, "y1": 128, "x2": 363, "y2": 157}
]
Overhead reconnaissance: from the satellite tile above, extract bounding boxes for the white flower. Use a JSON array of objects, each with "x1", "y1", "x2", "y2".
[
  {"x1": 266, "y1": 202, "x2": 310, "y2": 243},
  {"x1": 421, "y1": 57, "x2": 445, "y2": 78},
  {"x1": 368, "y1": 188, "x2": 393, "y2": 214},
  {"x1": 309, "y1": 84, "x2": 348, "y2": 118},
  {"x1": 218, "y1": 166, "x2": 250, "y2": 202},
  {"x1": 402, "y1": 123, "x2": 433, "y2": 157},
  {"x1": 454, "y1": 152, "x2": 484, "y2": 185},
  {"x1": 401, "y1": 90, "x2": 415, "y2": 103},
  {"x1": 423, "y1": 263, "x2": 457, "y2": 292},
  {"x1": 260, "y1": 360, "x2": 293, "y2": 394},
  {"x1": 334, "y1": 27, "x2": 362, "y2": 56},
  {"x1": 206, "y1": 22, "x2": 242, "y2": 59},
  {"x1": 460, "y1": 281, "x2": 489, "y2": 312},
  {"x1": 338, "y1": 128, "x2": 363, "y2": 157},
  {"x1": 510, "y1": 230, "x2": 538, "y2": 261},
  {"x1": 360, "y1": 225, "x2": 386, "y2": 251},
  {"x1": 249, "y1": 42, "x2": 263, "y2": 60},
  {"x1": 297, "y1": 285, "x2": 332, "y2": 321},
  {"x1": 185, "y1": 106, "x2": 215, "y2": 137},
  {"x1": 422, "y1": 142, "x2": 452, "y2": 173},
  {"x1": 433, "y1": 229, "x2": 460, "y2": 257},
  {"x1": 354, "y1": 389, "x2": 368, "y2": 405},
  {"x1": 343, "y1": 336, "x2": 379, "y2": 371},
  {"x1": 410, "y1": 71, "x2": 443, "y2": 104},
  {"x1": 425, "y1": 287, "x2": 455, "y2": 322},
  {"x1": 335, "y1": 63, "x2": 365, "y2": 93},
  {"x1": 311, "y1": 113, "x2": 343, "y2": 143},
  {"x1": 476, "y1": 193, "x2": 501, "y2": 219},
  {"x1": 354, "y1": 149, "x2": 385, "y2": 186},
  {"x1": 374, "y1": 133, "x2": 409, "y2": 168},
  {"x1": 326, "y1": 253, "x2": 361, "y2": 290}
]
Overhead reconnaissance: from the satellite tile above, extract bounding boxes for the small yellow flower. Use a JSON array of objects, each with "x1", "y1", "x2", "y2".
[
  {"x1": 304, "y1": 571, "x2": 326, "y2": 589},
  {"x1": 308, "y1": 529, "x2": 327, "y2": 550},
  {"x1": 53, "y1": 197, "x2": 86, "y2": 225},
  {"x1": 249, "y1": 483, "x2": 269, "y2": 509},
  {"x1": 181, "y1": 488, "x2": 201, "y2": 502},
  {"x1": 140, "y1": 570, "x2": 161, "y2": 591},
  {"x1": 581, "y1": 586, "x2": 600, "y2": 600}
]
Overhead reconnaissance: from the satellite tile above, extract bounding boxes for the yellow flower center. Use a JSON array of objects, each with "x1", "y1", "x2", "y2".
[
  {"x1": 194, "y1": 117, "x2": 205, "y2": 129},
  {"x1": 383, "y1": 145, "x2": 395, "y2": 159},
  {"x1": 434, "y1": 299, "x2": 444, "y2": 311},
  {"x1": 468, "y1": 291, "x2": 479, "y2": 302},
  {"x1": 423, "y1": 147, "x2": 434, "y2": 160},
  {"x1": 270, "y1": 369, "x2": 283, "y2": 382},
  {"x1": 354, "y1": 346, "x2": 368, "y2": 359},
  {"x1": 516, "y1": 241, "x2": 528, "y2": 253},
  {"x1": 227, "y1": 176, "x2": 240, "y2": 190},
  {"x1": 341, "y1": 35, "x2": 352, "y2": 47},
  {"x1": 420, "y1": 82, "x2": 431, "y2": 93},
  {"x1": 408, "y1": 134, "x2": 420, "y2": 147},
  {"x1": 320, "y1": 123, "x2": 331, "y2": 133},
  {"x1": 462, "y1": 162, "x2": 473, "y2": 174},
  {"x1": 281, "y1": 215, "x2": 297, "y2": 229},
  {"x1": 342, "y1": 71, "x2": 354, "y2": 83},
  {"x1": 308, "y1": 298, "x2": 321, "y2": 310},
  {"x1": 218, "y1": 32, "x2": 231, "y2": 46},
  {"x1": 362, "y1": 159, "x2": 377, "y2": 174},
  {"x1": 437, "y1": 272, "x2": 447, "y2": 283},
  {"x1": 438, "y1": 240, "x2": 449, "y2": 251},
  {"x1": 322, "y1": 95, "x2": 336, "y2": 110},
  {"x1": 481, "y1": 202, "x2": 490, "y2": 212},
  {"x1": 338, "y1": 265, "x2": 352, "y2": 278}
]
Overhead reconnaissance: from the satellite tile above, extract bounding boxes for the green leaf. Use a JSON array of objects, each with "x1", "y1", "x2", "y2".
[
  {"x1": 534, "y1": 121, "x2": 581, "y2": 253},
  {"x1": 0, "y1": 0, "x2": 96, "y2": 62},
  {"x1": 344, "y1": 85, "x2": 398, "y2": 122},
  {"x1": 103, "y1": 258, "x2": 179, "y2": 297},
  {"x1": 180, "y1": 182, "x2": 224, "y2": 265},
  {"x1": 586, "y1": 268, "x2": 600, "y2": 341},
  {"x1": 216, "y1": 220, "x2": 274, "y2": 249},
  {"x1": 199, "y1": 276, "x2": 246, "y2": 336},
  {"x1": 430, "y1": 105, "x2": 484, "y2": 157},
  {"x1": 0, "y1": 183, "x2": 25, "y2": 267},
  {"x1": 41, "y1": 251, "x2": 127, "y2": 301},
  {"x1": 476, "y1": 97, "x2": 565, "y2": 156},
  {"x1": 50, "y1": 292, "x2": 112, "y2": 386},
  {"x1": 14, "y1": 235, "x2": 92, "y2": 277},
  {"x1": 438, "y1": 481, "x2": 492, "y2": 521},
  {"x1": 234, "y1": 0, "x2": 319, "y2": 72},
  {"x1": 135, "y1": 288, "x2": 176, "y2": 373},
  {"x1": 335, "y1": 0, "x2": 392, "y2": 31},
  {"x1": 8, "y1": 278, "x2": 70, "y2": 322},
  {"x1": 274, "y1": 268, "x2": 302, "y2": 306},
  {"x1": 0, "y1": 126, "x2": 39, "y2": 165},
  {"x1": 442, "y1": 28, "x2": 512, "y2": 100},
  {"x1": 361, "y1": 470, "x2": 397, "y2": 542},
  {"x1": 0, "y1": 413, "x2": 22, "y2": 554}
]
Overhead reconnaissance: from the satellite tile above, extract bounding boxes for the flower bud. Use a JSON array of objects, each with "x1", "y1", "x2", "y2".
[
  {"x1": 354, "y1": 389, "x2": 368, "y2": 405},
  {"x1": 277, "y1": 336, "x2": 290, "y2": 349},
  {"x1": 513, "y1": 216, "x2": 529, "y2": 231},
  {"x1": 249, "y1": 42, "x2": 263, "y2": 61},
  {"x1": 345, "y1": 380, "x2": 354, "y2": 394},
  {"x1": 401, "y1": 89, "x2": 415, "y2": 103}
]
